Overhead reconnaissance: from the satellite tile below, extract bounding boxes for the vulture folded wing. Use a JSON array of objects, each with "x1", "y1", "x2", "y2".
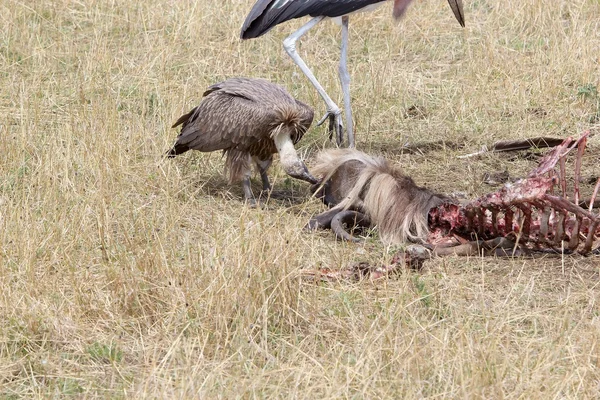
[{"x1": 170, "y1": 78, "x2": 304, "y2": 158}]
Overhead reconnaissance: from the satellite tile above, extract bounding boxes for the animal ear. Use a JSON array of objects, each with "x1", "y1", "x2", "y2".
[{"x1": 393, "y1": 0, "x2": 415, "y2": 19}]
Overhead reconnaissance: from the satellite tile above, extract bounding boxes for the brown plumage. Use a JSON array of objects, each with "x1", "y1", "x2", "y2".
[
  {"x1": 167, "y1": 77, "x2": 317, "y2": 203},
  {"x1": 308, "y1": 148, "x2": 448, "y2": 244}
]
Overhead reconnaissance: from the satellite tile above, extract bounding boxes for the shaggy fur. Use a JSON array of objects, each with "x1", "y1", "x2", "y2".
[{"x1": 312, "y1": 149, "x2": 449, "y2": 244}]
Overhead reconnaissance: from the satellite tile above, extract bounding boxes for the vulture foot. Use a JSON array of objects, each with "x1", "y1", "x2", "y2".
[{"x1": 244, "y1": 198, "x2": 260, "y2": 209}]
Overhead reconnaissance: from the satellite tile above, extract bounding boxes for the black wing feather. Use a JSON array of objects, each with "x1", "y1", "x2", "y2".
[{"x1": 241, "y1": 0, "x2": 385, "y2": 39}]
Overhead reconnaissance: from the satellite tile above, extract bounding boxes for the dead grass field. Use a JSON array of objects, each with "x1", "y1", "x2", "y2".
[{"x1": 1, "y1": 0, "x2": 600, "y2": 397}]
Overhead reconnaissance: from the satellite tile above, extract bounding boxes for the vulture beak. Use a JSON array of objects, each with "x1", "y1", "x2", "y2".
[
  {"x1": 284, "y1": 162, "x2": 319, "y2": 185},
  {"x1": 393, "y1": 0, "x2": 465, "y2": 27}
]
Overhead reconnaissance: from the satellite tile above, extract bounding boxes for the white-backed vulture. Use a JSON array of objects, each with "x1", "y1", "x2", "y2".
[{"x1": 167, "y1": 77, "x2": 317, "y2": 204}]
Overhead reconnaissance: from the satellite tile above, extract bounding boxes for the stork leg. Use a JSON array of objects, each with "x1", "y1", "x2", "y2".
[
  {"x1": 283, "y1": 17, "x2": 345, "y2": 146},
  {"x1": 339, "y1": 16, "x2": 355, "y2": 148}
]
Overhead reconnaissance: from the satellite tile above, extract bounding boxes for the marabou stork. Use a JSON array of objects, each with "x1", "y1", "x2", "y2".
[
  {"x1": 241, "y1": 0, "x2": 465, "y2": 148},
  {"x1": 167, "y1": 77, "x2": 317, "y2": 205}
]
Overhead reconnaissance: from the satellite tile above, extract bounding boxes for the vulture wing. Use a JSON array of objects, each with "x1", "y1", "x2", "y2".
[{"x1": 169, "y1": 78, "x2": 313, "y2": 158}]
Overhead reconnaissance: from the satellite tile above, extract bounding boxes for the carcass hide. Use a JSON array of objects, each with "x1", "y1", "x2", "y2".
[{"x1": 306, "y1": 132, "x2": 599, "y2": 278}]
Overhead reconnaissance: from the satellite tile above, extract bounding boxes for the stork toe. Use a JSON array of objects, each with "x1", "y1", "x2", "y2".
[{"x1": 317, "y1": 111, "x2": 344, "y2": 147}]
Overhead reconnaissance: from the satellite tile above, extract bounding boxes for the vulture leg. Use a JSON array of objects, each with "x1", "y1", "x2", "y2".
[
  {"x1": 254, "y1": 156, "x2": 290, "y2": 201},
  {"x1": 226, "y1": 150, "x2": 257, "y2": 205},
  {"x1": 241, "y1": 177, "x2": 258, "y2": 207},
  {"x1": 339, "y1": 16, "x2": 355, "y2": 148},
  {"x1": 283, "y1": 16, "x2": 345, "y2": 146},
  {"x1": 253, "y1": 156, "x2": 273, "y2": 192},
  {"x1": 227, "y1": 150, "x2": 258, "y2": 205}
]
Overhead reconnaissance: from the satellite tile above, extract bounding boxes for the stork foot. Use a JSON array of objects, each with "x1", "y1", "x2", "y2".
[{"x1": 317, "y1": 110, "x2": 344, "y2": 147}]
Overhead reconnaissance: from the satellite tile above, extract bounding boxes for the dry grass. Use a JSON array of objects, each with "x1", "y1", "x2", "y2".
[{"x1": 1, "y1": 0, "x2": 600, "y2": 397}]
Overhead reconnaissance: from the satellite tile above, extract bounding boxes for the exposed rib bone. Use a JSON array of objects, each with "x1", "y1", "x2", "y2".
[
  {"x1": 573, "y1": 136, "x2": 587, "y2": 205},
  {"x1": 590, "y1": 178, "x2": 600, "y2": 213},
  {"x1": 568, "y1": 217, "x2": 581, "y2": 250},
  {"x1": 433, "y1": 131, "x2": 598, "y2": 255},
  {"x1": 559, "y1": 155, "x2": 567, "y2": 198},
  {"x1": 553, "y1": 212, "x2": 566, "y2": 248},
  {"x1": 584, "y1": 221, "x2": 599, "y2": 253}
]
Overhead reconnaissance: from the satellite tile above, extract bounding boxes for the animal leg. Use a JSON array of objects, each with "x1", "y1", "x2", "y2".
[
  {"x1": 283, "y1": 17, "x2": 344, "y2": 146},
  {"x1": 254, "y1": 156, "x2": 293, "y2": 201},
  {"x1": 253, "y1": 156, "x2": 273, "y2": 192},
  {"x1": 311, "y1": 180, "x2": 341, "y2": 207},
  {"x1": 241, "y1": 177, "x2": 258, "y2": 207},
  {"x1": 339, "y1": 16, "x2": 354, "y2": 148},
  {"x1": 226, "y1": 150, "x2": 257, "y2": 205},
  {"x1": 394, "y1": 238, "x2": 523, "y2": 272},
  {"x1": 431, "y1": 237, "x2": 522, "y2": 257},
  {"x1": 330, "y1": 210, "x2": 371, "y2": 242},
  {"x1": 305, "y1": 208, "x2": 344, "y2": 231}
]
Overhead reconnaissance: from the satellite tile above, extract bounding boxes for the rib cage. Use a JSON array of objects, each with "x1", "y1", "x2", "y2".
[{"x1": 428, "y1": 132, "x2": 600, "y2": 254}]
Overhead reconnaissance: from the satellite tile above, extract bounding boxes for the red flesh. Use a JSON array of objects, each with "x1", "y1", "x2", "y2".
[{"x1": 427, "y1": 132, "x2": 599, "y2": 254}]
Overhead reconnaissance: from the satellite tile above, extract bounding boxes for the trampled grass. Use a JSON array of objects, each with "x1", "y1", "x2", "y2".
[{"x1": 1, "y1": 0, "x2": 600, "y2": 397}]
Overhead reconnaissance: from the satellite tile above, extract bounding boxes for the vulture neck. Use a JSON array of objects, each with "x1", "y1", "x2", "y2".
[
  {"x1": 273, "y1": 131, "x2": 300, "y2": 169},
  {"x1": 272, "y1": 129, "x2": 317, "y2": 184}
]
